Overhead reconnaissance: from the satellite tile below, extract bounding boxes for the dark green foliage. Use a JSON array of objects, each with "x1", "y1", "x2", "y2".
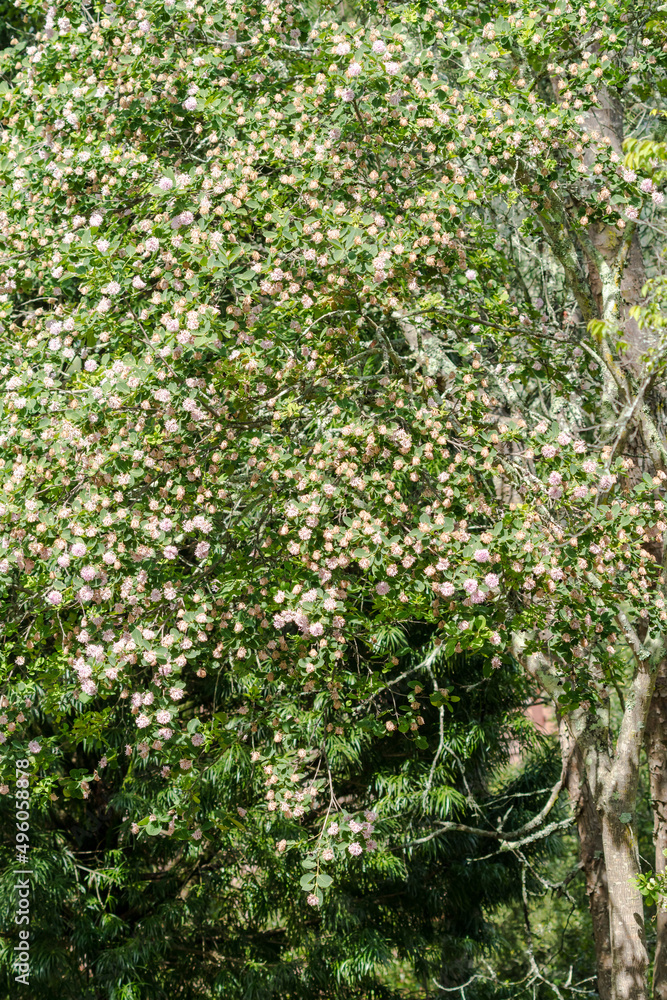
[{"x1": 0, "y1": 635, "x2": 569, "y2": 999}]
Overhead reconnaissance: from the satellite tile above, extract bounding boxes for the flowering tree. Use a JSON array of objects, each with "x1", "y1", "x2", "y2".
[{"x1": 0, "y1": 0, "x2": 666, "y2": 995}]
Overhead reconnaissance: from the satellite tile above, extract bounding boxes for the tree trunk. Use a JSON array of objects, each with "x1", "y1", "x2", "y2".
[
  {"x1": 525, "y1": 647, "x2": 657, "y2": 1000},
  {"x1": 595, "y1": 657, "x2": 657, "y2": 1000},
  {"x1": 647, "y1": 660, "x2": 667, "y2": 1000},
  {"x1": 599, "y1": 807, "x2": 649, "y2": 1000},
  {"x1": 560, "y1": 721, "x2": 612, "y2": 1000}
]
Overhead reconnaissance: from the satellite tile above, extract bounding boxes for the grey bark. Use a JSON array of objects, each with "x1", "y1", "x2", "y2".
[
  {"x1": 524, "y1": 645, "x2": 658, "y2": 1000},
  {"x1": 647, "y1": 660, "x2": 667, "y2": 1000},
  {"x1": 592, "y1": 657, "x2": 656, "y2": 1000},
  {"x1": 560, "y1": 720, "x2": 612, "y2": 1000}
]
